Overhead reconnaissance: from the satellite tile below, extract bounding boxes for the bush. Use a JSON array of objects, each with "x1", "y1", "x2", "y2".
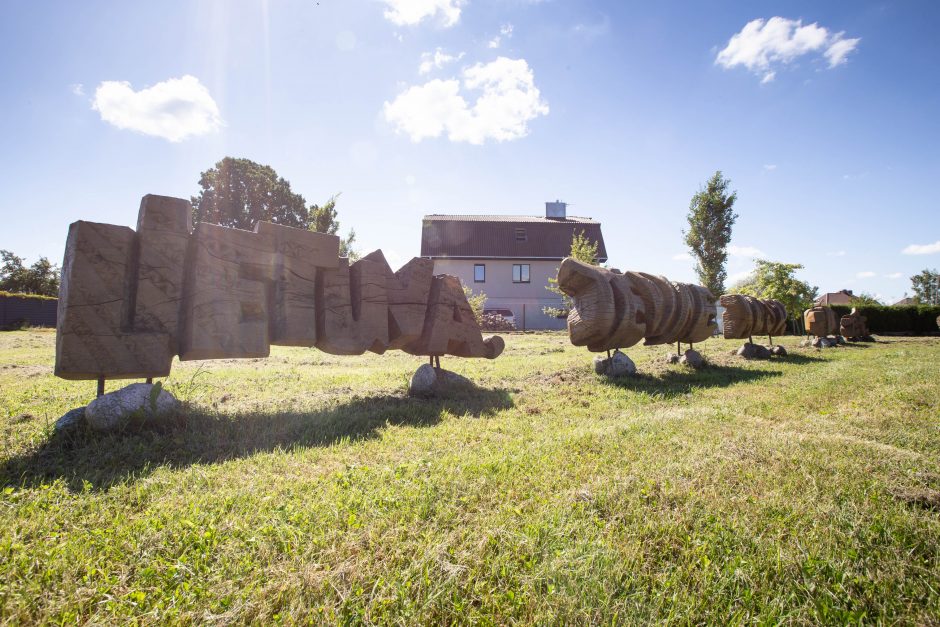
[
  {"x1": 480, "y1": 313, "x2": 517, "y2": 332},
  {"x1": 830, "y1": 304, "x2": 940, "y2": 334},
  {"x1": 0, "y1": 290, "x2": 56, "y2": 301}
]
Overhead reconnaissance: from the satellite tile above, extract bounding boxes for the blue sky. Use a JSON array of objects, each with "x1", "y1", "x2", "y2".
[{"x1": 1, "y1": 0, "x2": 938, "y2": 303}]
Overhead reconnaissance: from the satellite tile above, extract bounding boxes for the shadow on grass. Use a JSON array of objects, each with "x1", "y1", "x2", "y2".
[
  {"x1": 601, "y1": 364, "x2": 782, "y2": 398},
  {"x1": 2, "y1": 385, "x2": 513, "y2": 492},
  {"x1": 775, "y1": 353, "x2": 826, "y2": 365}
]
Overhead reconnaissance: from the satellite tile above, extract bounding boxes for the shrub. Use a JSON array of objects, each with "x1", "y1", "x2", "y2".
[{"x1": 830, "y1": 304, "x2": 940, "y2": 334}]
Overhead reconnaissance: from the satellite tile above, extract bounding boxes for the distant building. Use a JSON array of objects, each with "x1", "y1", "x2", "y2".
[
  {"x1": 893, "y1": 297, "x2": 917, "y2": 306},
  {"x1": 421, "y1": 202, "x2": 607, "y2": 330},
  {"x1": 816, "y1": 290, "x2": 854, "y2": 306}
]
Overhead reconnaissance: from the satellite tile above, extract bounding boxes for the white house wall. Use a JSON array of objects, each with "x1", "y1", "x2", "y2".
[{"x1": 431, "y1": 259, "x2": 567, "y2": 330}]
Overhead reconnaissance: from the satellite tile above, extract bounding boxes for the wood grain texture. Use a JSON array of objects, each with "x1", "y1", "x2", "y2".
[
  {"x1": 54, "y1": 195, "x2": 502, "y2": 380},
  {"x1": 719, "y1": 295, "x2": 787, "y2": 339},
  {"x1": 558, "y1": 258, "x2": 717, "y2": 352},
  {"x1": 803, "y1": 306, "x2": 839, "y2": 337}
]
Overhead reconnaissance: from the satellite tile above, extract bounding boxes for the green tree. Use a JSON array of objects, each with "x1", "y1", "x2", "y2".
[
  {"x1": 543, "y1": 230, "x2": 600, "y2": 318},
  {"x1": 308, "y1": 193, "x2": 358, "y2": 260},
  {"x1": 683, "y1": 171, "x2": 738, "y2": 296},
  {"x1": 462, "y1": 284, "x2": 487, "y2": 324},
  {"x1": 910, "y1": 268, "x2": 940, "y2": 305},
  {"x1": 735, "y1": 259, "x2": 818, "y2": 321},
  {"x1": 850, "y1": 292, "x2": 883, "y2": 307},
  {"x1": 0, "y1": 250, "x2": 60, "y2": 296},
  {"x1": 191, "y1": 157, "x2": 310, "y2": 230}
]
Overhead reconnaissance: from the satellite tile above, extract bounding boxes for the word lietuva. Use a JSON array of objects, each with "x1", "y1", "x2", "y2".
[{"x1": 55, "y1": 195, "x2": 503, "y2": 380}]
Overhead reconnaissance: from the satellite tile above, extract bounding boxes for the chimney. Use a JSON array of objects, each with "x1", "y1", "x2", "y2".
[{"x1": 545, "y1": 200, "x2": 566, "y2": 220}]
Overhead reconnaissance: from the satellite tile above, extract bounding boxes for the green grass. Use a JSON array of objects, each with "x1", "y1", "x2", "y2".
[{"x1": 1, "y1": 329, "x2": 939, "y2": 624}]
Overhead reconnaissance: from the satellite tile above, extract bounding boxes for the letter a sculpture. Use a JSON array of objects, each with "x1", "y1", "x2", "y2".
[
  {"x1": 55, "y1": 194, "x2": 503, "y2": 384},
  {"x1": 557, "y1": 258, "x2": 717, "y2": 352}
]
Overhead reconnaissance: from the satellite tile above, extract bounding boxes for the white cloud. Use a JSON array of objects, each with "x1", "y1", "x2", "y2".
[
  {"x1": 383, "y1": 57, "x2": 549, "y2": 144},
  {"x1": 857, "y1": 271, "x2": 876, "y2": 279},
  {"x1": 418, "y1": 48, "x2": 464, "y2": 74},
  {"x1": 488, "y1": 23, "x2": 514, "y2": 49},
  {"x1": 886, "y1": 272, "x2": 903, "y2": 279},
  {"x1": 728, "y1": 269, "x2": 754, "y2": 285},
  {"x1": 716, "y1": 17, "x2": 860, "y2": 83},
  {"x1": 672, "y1": 252, "x2": 692, "y2": 261},
  {"x1": 763, "y1": 164, "x2": 777, "y2": 171},
  {"x1": 826, "y1": 250, "x2": 846, "y2": 257},
  {"x1": 92, "y1": 75, "x2": 222, "y2": 142},
  {"x1": 902, "y1": 240, "x2": 940, "y2": 255},
  {"x1": 70, "y1": 83, "x2": 84, "y2": 96},
  {"x1": 728, "y1": 245, "x2": 764, "y2": 258},
  {"x1": 381, "y1": 0, "x2": 464, "y2": 27},
  {"x1": 824, "y1": 34, "x2": 861, "y2": 67}
]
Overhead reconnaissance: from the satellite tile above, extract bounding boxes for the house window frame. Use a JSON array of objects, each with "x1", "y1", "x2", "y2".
[
  {"x1": 474, "y1": 263, "x2": 486, "y2": 283},
  {"x1": 512, "y1": 263, "x2": 530, "y2": 284}
]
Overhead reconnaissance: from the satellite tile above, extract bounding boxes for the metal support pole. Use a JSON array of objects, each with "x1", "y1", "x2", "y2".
[
  {"x1": 607, "y1": 349, "x2": 611, "y2": 359},
  {"x1": 429, "y1": 356, "x2": 434, "y2": 366},
  {"x1": 96, "y1": 376, "x2": 105, "y2": 398},
  {"x1": 676, "y1": 341, "x2": 681, "y2": 355},
  {"x1": 146, "y1": 377, "x2": 153, "y2": 384},
  {"x1": 748, "y1": 335, "x2": 753, "y2": 345},
  {"x1": 435, "y1": 355, "x2": 441, "y2": 369},
  {"x1": 768, "y1": 335, "x2": 773, "y2": 346}
]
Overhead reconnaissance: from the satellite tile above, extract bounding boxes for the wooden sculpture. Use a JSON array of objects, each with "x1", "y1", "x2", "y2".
[
  {"x1": 556, "y1": 258, "x2": 717, "y2": 352},
  {"x1": 839, "y1": 308, "x2": 870, "y2": 339},
  {"x1": 719, "y1": 295, "x2": 787, "y2": 340},
  {"x1": 803, "y1": 306, "x2": 839, "y2": 337},
  {"x1": 55, "y1": 194, "x2": 503, "y2": 381}
]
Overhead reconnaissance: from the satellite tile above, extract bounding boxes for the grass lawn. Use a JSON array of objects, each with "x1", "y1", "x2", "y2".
[{"x1": 1, "y1": 328, "x2": 939, "y2": 624}]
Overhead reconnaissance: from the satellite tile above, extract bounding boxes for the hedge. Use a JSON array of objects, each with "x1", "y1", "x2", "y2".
[
  {"x1": 830, "y1": 304, "x2": 940, "y2": 334},
  {"x1": 0, "y1": 290, "x2": 57, "y2": 301}
]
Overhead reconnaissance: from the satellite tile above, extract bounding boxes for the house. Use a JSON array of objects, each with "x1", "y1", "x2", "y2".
[
  {"x1": 893, "y1": 297, "x2": 917, "y2": 306},
  {"x1": 421, "y1": 202, "x2": 607, "y2": 330},
  {"x1": 815, "y1": 290, "x2": 854, "y2": 306}
]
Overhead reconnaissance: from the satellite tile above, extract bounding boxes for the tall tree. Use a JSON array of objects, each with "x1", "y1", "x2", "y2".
[
  {"x1": 0, "y1": 250, "x2": 60, "y2": 296},
  {"x1": 543, "y1": 230, "x2": 600, "y2": 318},
  {"x1": 735, "y1": 259, "x2": 818, "y2": 320},
  {"x1": 683, "y1": 171, "x2": 738, "y2": 296},
  {"x1": 308, "y1": 193, "x2": 358, "y2": 260},
  {"x1": 192, "y1": 157, "x2": 310, "y2": 230},
  {"x1": 910, "y1": 268, "x2": 940, "y2": 305}
]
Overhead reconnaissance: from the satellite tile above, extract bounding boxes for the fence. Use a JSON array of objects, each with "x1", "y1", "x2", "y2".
[{"x1": 0, "y1": 293, "x2": 58, "y2": 329}]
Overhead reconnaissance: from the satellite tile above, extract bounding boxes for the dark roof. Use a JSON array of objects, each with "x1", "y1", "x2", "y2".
[{"x1": 421, "y1": 215, "x2": 607, "y2": 261}]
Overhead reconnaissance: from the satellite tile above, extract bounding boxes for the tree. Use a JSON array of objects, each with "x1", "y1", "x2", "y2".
[
  {"x1": 192, "y1": 157, "x2": 310, "y2": 231},
  {"x1": 735, "y1": 259, "x2": 818, "y2": 322},
  {"x1": 910, "y1": 268, "x2": 940, "y2": 305},
  {"x1": 850, "y1": 292, "x2": 883, "y2": 307},
  {"x1": 462, "y1": 284, "x2": 486, "y2": 324},
  {"x1": 683, "y1": 171, "x2": 738, "y2": 296},
  {"x1": 543, "y1": 230, "x2": 600, "y2": 318},
  {"x1": 0, "y1": 250, "x2": 60, "y2": 296},
  {"x1": 308, "y1": 193, "x2": 358, "y2": 260}
]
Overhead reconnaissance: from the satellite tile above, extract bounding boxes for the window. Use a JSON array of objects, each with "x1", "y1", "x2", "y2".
[
  {"x1": 514, "y1": 228, "x2": 527, "y2": 241},
  {"x1": 474, "y1": 264, "x2": 486, "y2": 283},
  {"x1": 512, "y1": 264, "x2": 530, "y2": 283}
]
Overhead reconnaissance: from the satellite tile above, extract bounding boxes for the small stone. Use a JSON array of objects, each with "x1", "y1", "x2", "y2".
[
  {"x1": 811, "y1": 337, "x2": 836, "y2": 348},
  {"x1": 737, "y1": 342, "x2": 771, "y2": 359},
  {"x1": 606, "y1": 350, "x2": 636, "y2": 377},
  {"x1": 664, "y1": 353, "x2": 680, "y2": 364},
  {"x1": 770, "y1": 345, "x2": 787, "y2": 356},
  {"x1": 835, "y1": 335, "x2": 846, "y2": 345},
  {"x1": 84, "y1": 383, "x2": 179, "y2": 432},
  {"x1": 408, "y1": 364, "x2": 474, "y2": 397},
  {"x1": 54, "y1": 407, "x2": 86, "y2": 433},
  {"x1": 593, "y1": 355, "x2": 609, "y2": 374},
  {"x1": 679, "y1": 349, "x2": 704, "y2": 369},
  {"x1": 409, "y1": 363, "x2": 439, "y2": 396},
  {"x1": 799, "y1": 339, "x2": 812, "y2": 348}
]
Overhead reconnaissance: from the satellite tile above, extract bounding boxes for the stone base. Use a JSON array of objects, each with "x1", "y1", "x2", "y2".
[
  {"x1": 408, "y1": 364, "x2": 475, "y2": 397},
  {"x1": 54, "y1": 407, "x2": 86, "y2": 433},
  {"x1": 663, "y1": 353, "x2": 680, "y2": 364},
  {"x1": 737, "y1": 342, "x2": 772, "y2": 359},
  {"x1": 679, "y1": 349, "x2": 705, "y2": 369},
  {"x1": 85, "y1": 383, "x2": 179, "y2": 432},
  {"x1": 770, "y1": 345, "x2": 787, "y2": 356},
  {"x1": 593, "y1": 350, "x2": 636, "y2": 378}
]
